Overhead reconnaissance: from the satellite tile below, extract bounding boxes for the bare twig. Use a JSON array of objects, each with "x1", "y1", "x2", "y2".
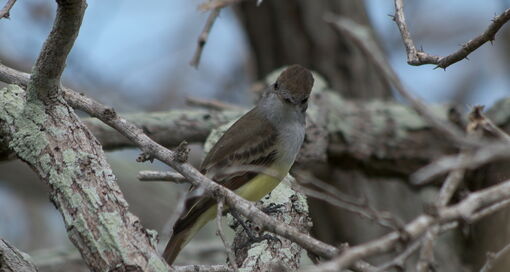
[
  {"x1": 186, "y1": 97, "x2": 243, "y2": 111},
  {"x1": 216, "y1": 200, "x2": 238, "y2": 271},
  {"x1": 305, "y1": 178, "x2": 510, "y2": 272},
  {"x1": 137, "y1": 170, "x2": 187, "y2": 183},
  {"x1": 199, "y1": 0, "x2": 243, "y2": 11},
  {"x1": 296, "y1": 172, "x2": 403, "y2": 230},
  {"x1": 0, "y1": 0, "x2": 16, "y2": 19},
  {"x1": 417, "y1": 166, "x2": 465, "y2": 271},
  {"x1": 174, "y1": 264, "x2": 233, "y2": 272},
  {"x1": 374, "y1": 237, "x2": 422, "y2": 272},
  {"x1": 479, "y1": 242, "x2": 510, "y2": 272},
  {"x1": 325, "y1": 14, "x2": 478, "y2": 149},
  {"x1": 190, "y1": 8, "x2": 221, "y2": 68},
  {"x1": 0, "y1": 239, "x2": 38, "y2": 272},
  {"x1": 411, "y1": 142, "x2": 510, "y2": 185},
  {"x1": 393, "y1": 0, "x2": 510, "y2": 69},
  {"x1": 468, "y1": 105, "x2": 510, "y2": 142},
  {"x1": 469, "y1": 198, "x2": 510, "y2": 223}
]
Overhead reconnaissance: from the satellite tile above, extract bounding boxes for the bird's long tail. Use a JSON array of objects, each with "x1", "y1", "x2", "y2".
[{"x1": 162, "y1": 228, "x2": 191, "y2": 265}]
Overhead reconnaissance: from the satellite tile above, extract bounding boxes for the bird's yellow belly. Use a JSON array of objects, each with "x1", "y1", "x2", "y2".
[{"x1": 235, "y1": 173, "x2": 282, "y2": 201}]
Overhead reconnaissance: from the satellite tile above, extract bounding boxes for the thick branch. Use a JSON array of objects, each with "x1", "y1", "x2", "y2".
[
  {"x1": 0, "y1": 1, "x2": 170, "y2": 271},
  {"x1": 30, "y1": 0, "x2": 87, "y2": 99},
  {"x1": 0, "y1": 239, "x2": 38, "y2": 272},
  {"x1": 394, "y1": 0, "x2": 510, "y2": 69}
]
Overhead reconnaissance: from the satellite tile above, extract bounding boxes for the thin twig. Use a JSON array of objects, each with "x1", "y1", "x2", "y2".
[
  {"x1": 468, "y1": 105, "x2": 510, "y2": 142},
  {"x1": 375, "y1": 236, "x2": 423, "y2": 272},
  {"x1": 199, "y1": 0, "x2": 243, "y2": 11},
  {"x1": 137, "y1": 170, "x2": 187, "y2": 183},
  {"x1": 216, "y1": 200, "x2": 238, "y2": 271},
  {"x1": 0, "y1": 0, "x2": 16, "y2": 19},
  {"x1": 304, "y1": 178, "x2": 510, "y2": 272},
  {"x1": 174, "y1": 264, "x2": 233, "y2": 272},
  {"x1": 325, "y1": 14, "x2": 479, "y2": 149},
  {"x1": 411, "y1": 142, "x2": 510, "y2": 185},
  {"x1": 393, "y1": 0, "x2": 510, "y2": 69},
  {"x1": 190, "y1": 8, "x2": 221, "y2": 68},
  {"x1": 479, "y1": 242, "x2": 510, "y2": 272},
  {"x1": 186, "y1": 97, "x2": 243, "y2": 111}
]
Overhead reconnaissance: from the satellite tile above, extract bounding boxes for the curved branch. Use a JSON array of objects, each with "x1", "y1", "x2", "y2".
[{"x1": 393, "y1": 0, "x2": 510, "y2": 69}]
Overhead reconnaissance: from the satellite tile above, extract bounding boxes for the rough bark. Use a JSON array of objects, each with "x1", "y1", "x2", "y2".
[
  {"x1": 0, "y1": 84, "x2": 169, "y2": 271},
  {"x1": 236, "y1": 0, "x2": 391, "y2": 100},
  {"x1": 0, "y1": 239, "x2": 38, "y2": 272}
]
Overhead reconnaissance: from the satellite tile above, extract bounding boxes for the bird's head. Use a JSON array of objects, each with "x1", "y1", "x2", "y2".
[{"x1": 273, "y1": 65, "x2": 314, "y2": 112}]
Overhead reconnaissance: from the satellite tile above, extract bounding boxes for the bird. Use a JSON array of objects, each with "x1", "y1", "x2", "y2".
[{"x1": 163, "y1": 64, "x2": 314, "y2": 265}]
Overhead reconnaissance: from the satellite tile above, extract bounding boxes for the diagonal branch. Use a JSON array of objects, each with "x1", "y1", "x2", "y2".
[
  {"x1": 190, "y1": 7, "x2": 221, "y2": 68},
  {"x1": 0, "y1": 239, "x2": 38, "y2": 272},
  {"x1": 0, "y1": 0, "x2": 16, "y2": 19},
  {"x1": 325, "y1": 14, "x2": 478, "y2": 149},
  {"x1": 393, "y1": 0, "x2": 510, "y2": 69},
  {"x1": 306, "y1": 177, "x2": 510, "y2": 272}
]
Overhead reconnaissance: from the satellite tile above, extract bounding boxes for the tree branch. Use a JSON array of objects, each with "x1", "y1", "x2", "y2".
[
  {"x1": 0, "y1": 1, "x2": 171, "y2": 270},
  {"x1": 0, "y1": 0, "x2": 16, "y2": 19},
  {"x1": 393, "y1": 0, "x2": 510, "y2": 69},
  {"x1": 29, "y1": 0, "x2": 87, "y2": 100},
  {"x1": 190, "y1": 8, "x2": 221, "y2": 68},
  {"x1": 2, "y1": 66, "x2": 339, "y2": 260},
  {"x1": 306, "y1": 177, "x2": 510, "y2": 271},
  {"x1": 0, "y1": 239, "x2": 38, "y2": 272}
]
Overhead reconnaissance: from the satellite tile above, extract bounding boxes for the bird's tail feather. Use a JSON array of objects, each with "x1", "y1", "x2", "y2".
[{"x1": 162, "y1": 229, "x2": 190, "y2": 265}]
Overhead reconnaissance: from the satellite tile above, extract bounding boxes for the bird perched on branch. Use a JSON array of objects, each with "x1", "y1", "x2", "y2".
[{"x1": 163, "y1": 64, "x2": 314, "y2": 265}]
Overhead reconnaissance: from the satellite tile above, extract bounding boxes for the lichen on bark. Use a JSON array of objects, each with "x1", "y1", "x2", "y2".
[{"x1": 0, "y1": 84, "x2": 168, "y2": 271}]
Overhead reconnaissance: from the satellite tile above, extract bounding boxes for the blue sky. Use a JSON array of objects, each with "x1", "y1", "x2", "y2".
[{"x1": 1, "y1": 0, "x2": 509, "y2": 108}]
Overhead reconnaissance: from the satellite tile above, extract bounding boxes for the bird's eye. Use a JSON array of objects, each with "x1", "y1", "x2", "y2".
[
  {"x1": 301, "y1": 97, "x2": 308, "y2": 104},
  {"x1": 274, "y1": 83, "x2": 279, "y2": 90}
]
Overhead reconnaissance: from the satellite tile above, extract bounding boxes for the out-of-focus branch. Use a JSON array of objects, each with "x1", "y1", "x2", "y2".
[
  {"x1": 325, "y1": 14, "x2": 478, "y2": 149},
  {"x1": 0, "y1": 0, "x2": 16, "y2": 19},
  {"x1": 413, "y1": 106, "x2": 510, "y2": 185},
  {"x1": 393, "y1": 0, "x2": 510, "y2": 69},
  {"x1": 0, "y1": 239, "x2": 38, "y2": 272},
  {"x1": 479, "y1": 242, "x2": 510, "y2": 272},
  {"x1": 138, "y1": 170, "x2": 187, "y2": 183},
  {"x1": 190, "y1": 8, "x2": 221, "y2": 68},
  {"x1": 199, "y1": 0, "x2": 243, "y2": 11},
  {"x1": 305, "y1": 178, "x2": 510, "y2": 271},
  {"x1": 186, "y1": 96, "x2": 243, "y2": 111}
]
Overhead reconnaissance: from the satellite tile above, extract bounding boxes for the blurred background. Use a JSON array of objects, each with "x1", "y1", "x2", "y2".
[{"x1": 1, "y1": 0, "x2": 510, "y2": 270}]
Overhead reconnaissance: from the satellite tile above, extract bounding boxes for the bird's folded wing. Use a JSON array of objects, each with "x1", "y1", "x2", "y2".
[{"x1": 173, "y1": 108, "x2": 279, "y2": 233}]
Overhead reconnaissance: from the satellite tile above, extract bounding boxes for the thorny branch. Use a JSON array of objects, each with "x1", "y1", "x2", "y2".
[
  {"x1": 0, "y1": 0, "x2": 16, "y2": 19},
  {"x1": 393, "y1": 0, "x2": 510, "y2": 69},
  {"x1": 325, "y1": 14, "x2": 479, "y2": 149}
]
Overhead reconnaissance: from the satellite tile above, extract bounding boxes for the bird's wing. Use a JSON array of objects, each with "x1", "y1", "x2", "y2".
[{"x1": 172, "y1": 108, "x2": 279, "y2": 233}]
